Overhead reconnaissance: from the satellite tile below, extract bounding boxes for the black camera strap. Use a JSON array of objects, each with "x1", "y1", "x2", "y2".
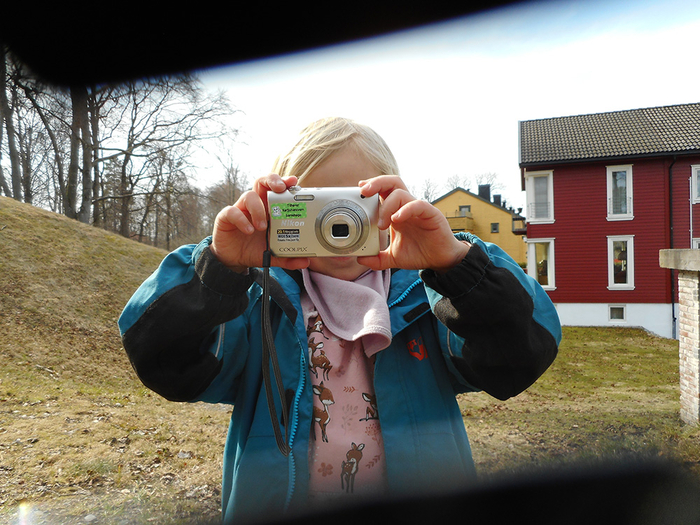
[{"x1": 262, "y1": 228, "x2": 291, "y2": 456}]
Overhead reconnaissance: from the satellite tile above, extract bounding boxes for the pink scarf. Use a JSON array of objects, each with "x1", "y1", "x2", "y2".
[{"x1": 301, "y1": 268, "x2": 392, "y2": 356}]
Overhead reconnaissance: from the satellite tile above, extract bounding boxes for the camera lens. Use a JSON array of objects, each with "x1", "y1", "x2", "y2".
[
  {"x1": 315, "y1": 199, "x2": 370, "y2": 255},
  {"x1": 332, "y1": 223, "x2": 350, "y2": 238}
]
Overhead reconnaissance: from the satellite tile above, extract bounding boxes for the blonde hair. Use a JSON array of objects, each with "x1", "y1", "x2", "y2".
[{"x1": 271, "y1": 117, "x2": 399, "y2": 183}]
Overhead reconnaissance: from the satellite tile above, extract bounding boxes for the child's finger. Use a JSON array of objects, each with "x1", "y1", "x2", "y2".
[
  {"x1": 218, "y1": 204, "x2": 255, "y2": 235},
  {"x1": 253, "y1": 173, "x2": 287, "y2": 194},
  {"x1": 359, "y1": 175, "x2": 407, "y2": 200},
  {"x1": 377, "y1": 189, "x2": 414, "y2": 229},
  {"x1": 245, "y1": 193, "x2": 270, "y2": 231},
  {"x1": 233, "y1": 191, "x2": 267, "y2": 232},
  {"x1": 390, "y1": 199, "x2": 439, "y2": 225},
  {"x1": 253, "y1": 174, "x2": 298, "y2": 193}
]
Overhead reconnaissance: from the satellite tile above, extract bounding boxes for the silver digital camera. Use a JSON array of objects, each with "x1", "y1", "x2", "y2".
[{"x1": 268, "y1": 186, "x2": 380, "y2": 257}]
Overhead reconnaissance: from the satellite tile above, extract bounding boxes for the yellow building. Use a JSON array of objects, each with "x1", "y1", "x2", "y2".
[{"x1": 431, "y1": 185, "x2": 527, "y2": 265}]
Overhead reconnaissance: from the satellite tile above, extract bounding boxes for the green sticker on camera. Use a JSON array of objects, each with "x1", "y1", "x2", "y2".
[{"x1": 270, "y1": 202, "x2": 307, "y2": 219}]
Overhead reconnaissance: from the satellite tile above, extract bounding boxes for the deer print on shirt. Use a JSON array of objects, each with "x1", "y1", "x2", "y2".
[
  {"x1": 340, "y1": 442, "x2": 365, "y2": 493},
  {"x1": 359, "y1": 393, "x2": 378, "y2": 421},
  {"x1": 307, "y1": 313, "x2": 329, "y2": 341},
  {"x1": 312, "y1": 381, "x2": 335, "y2": 443},
  {"x1": 308, "y1": 314, "x2": 333, "y2": 381},
  {"x1": 309, "y1": 338, "x2": 333, "y2": 381}
]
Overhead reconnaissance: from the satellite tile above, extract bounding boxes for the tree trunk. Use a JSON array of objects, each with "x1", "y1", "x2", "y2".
[
  {"x1": 64, "y1": 86, "x2": 85, "y2": 218},
  {"x1": 1, "y1": 47, "x2": 23, "y2": 201},
  {"x1": 75, "y1": 85, "x2": 92, "y2": 223},
  {"x1": 19, "y1": 129, "x2": 33, "y2": 204},
  {"x1": 89, "y1": 88, "x2": 102, "y2": 226},
  {"x1": 119, "y1": 152, "x2": 132, "y2": 238},
  {"x1": 165, "y1": 186, "x2": 172, "y2": 252},
  {"x1": 0, "y1": 49, "x2": 8, "y2": 197},
  {"x1": 0, "y1": 95, "x2": 9, "y2": 196},
  {"x1": 138, "y1": 180, "x2": 159, "y2": 243}
]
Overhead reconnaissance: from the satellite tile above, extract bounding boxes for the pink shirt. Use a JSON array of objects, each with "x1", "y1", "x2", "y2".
[
  {"x1": 301, "y1": 268, "x2": 392, "y2": 507},
  {"x1": 306, "y1": 313, "x2": 387, "y2": 505}
]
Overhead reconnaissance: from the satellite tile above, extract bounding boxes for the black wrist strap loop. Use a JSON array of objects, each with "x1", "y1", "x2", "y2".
[{"x1": 262, "y1": 227, "x2": 291, "y2": 456}]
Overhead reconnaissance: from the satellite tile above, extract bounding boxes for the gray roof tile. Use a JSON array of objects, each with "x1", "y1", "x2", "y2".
[{"x1": 519, "y1": 103, "x2": 700, "y2": 165}]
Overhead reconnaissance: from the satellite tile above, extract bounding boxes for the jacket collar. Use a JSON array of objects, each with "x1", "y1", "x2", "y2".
[
  {"x1": 275, "y1": 268, "x2": 422, "y2": 304},
  {"x1": 265, "y1": 267, "x2": 430, "y2": 338}
]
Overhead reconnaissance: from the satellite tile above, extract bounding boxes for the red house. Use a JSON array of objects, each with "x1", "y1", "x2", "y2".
[{"x1": 518, "y1": 103, "x2": 700, "y2": 338}]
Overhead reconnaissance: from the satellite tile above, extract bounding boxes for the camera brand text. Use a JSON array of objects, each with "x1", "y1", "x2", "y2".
[{"x1": 280, "y1": 219, "x2": 305, "y2": 227}]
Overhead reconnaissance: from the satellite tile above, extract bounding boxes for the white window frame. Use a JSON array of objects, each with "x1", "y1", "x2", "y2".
[
  {"x1": 525, "y1": 170, "x2": 554, "y2": 224},
  {"x1": 691, "y1": 165, "x2": 700, "y2": 204},
  {"x1": 527, "y1": 238, "x2": 555, "y2": 290},
  {"x1": 608, "y1": 305, "x2": 627, "y2": 323},
  {"x1": 606, "y1": 164, "x2": 634, "y2": 221},
  {"x1": 693, "y1": 238, "x2": 700, "y2": 249},
  {"x1": 608, "y1": 235, "x2": 635, "y2": 290}
]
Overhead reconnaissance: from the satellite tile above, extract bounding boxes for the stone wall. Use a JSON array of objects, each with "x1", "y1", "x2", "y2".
[
  {"x1": 660, "y1": 249, "x2": 700, "y2": 424},
  {"x1": 677, "y1": 271, "x2": 700, "y2": 424}
]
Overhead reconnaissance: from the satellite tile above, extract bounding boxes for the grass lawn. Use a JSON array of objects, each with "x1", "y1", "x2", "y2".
[{"x1": 460, "y1": 326, "x2": 700, "y2": 480}]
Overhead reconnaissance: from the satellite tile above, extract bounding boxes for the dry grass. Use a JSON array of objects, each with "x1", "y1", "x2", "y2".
[
  {"x1": 2, "y1": 196, "x2": 700, "y2": 524},
  {"x1": 0, "y1": 197, "x2": 226, "y2": 524},
  {"x1": 460, "y1": 326, "x2": 700, "y2": 480}
]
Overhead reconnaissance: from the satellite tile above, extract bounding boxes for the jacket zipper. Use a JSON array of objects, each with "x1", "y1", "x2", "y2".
[
  {"x1": 284, "y1": 325, "x2": 308, "y2": 511},
  {"x1": 387, "y1": 278, "x2": 422, "y2": 308}
]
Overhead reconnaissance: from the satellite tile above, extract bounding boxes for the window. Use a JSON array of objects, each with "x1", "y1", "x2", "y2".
[
  {"x1": 608, "y1": 235, "x2": 634, "y2": 289},
  {"x1": 458, "y1": 205, "x2": 471, "y2": 216},
  {"x1": 525, "y1": 170, "x2": 554, "y2": 223},
  {"x1": 607, "y1": 164, "x2": 633, "y2": 220},
  {"x1": 527, "y1": 238, "x2": 555, "y2": 289},
  {"x1": 491, "y1": 222, "x2": 499, "y2": 233},
  {"x1": 609, "y1": 305, "x2": 626, "y2": 322},
  {"x1": 692, "y1": 165, "x2": 700, "y2": 204}
]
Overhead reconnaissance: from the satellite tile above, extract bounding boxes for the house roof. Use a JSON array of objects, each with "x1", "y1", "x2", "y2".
[
  {"x1": 431, "y1": 187, "x2": 473, "y2": 204},
  {"x1": 519, "y1": 102, "x2": 700, "y2": 166},
  {"x1": 431, "y1": 187, "x2": 524, "y2": 218}
]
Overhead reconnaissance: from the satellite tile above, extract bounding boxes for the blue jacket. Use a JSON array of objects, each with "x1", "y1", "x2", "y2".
[{"x1": 118, "y1": 232, "x2": 561, "y2": 523}]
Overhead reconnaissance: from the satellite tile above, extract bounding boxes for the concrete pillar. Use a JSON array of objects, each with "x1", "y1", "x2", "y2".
[{"x1": 660, "y1": 249, "x2": 700, "y2": 424}]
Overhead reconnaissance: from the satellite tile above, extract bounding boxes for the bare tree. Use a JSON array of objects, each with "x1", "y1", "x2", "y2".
[
  {"x1": 18, "y1": 73, "x2": 71, "y2": 211},
  {"x1": 0, "y1": 47, "x2": 9, "y2": 197},
  {"x1": 445, "y1": 174, "x2": 470, "y2": 192},
  {"x1": 421, "y1": 177, "x2": 440, "y2": 202},
  {"x1": 97, "y1": 75, "x2": 235, "y2": 238},
  {"x1": 64, "y1": 85, "x2": 89, "y2": 219},
  {"x1": 472, "y1": 172, "x2": 505, "y2": 194},
  {"x1": 89, "y1": 84, "x2": 115, "y2": 226},
  {"x1": 440, "y1": 172, "x2": 507, "y2": 203},
  {"x1": 200, "y1": 163, "x2": 249, "y2": 236},
  {"x1": 1, "y1": 47, "x2": 23, "y2": 201},
  {"x1": 15, "y1": 107, "x2": 52, "y2": 206},
  {"x1": 133, "y1": 150, "x2": 200, "y2": 249},
  {"x1": 3, "y1": 49, "x2": 239, "y2": 243}
]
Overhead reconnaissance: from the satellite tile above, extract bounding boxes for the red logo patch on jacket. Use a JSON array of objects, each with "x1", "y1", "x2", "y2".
[{"x1": 407, "y1": 337, "x2": 427, "y2": 361}]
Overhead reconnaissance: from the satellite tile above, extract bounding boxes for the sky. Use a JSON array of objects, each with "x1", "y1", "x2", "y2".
[{"x1": 197, "y1": 0, "x2": 700, "y2": 210}]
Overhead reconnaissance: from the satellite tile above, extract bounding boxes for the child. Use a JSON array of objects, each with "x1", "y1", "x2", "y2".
[{"x1": 118, "y1": 117, "x2": 561, "y2": 523}]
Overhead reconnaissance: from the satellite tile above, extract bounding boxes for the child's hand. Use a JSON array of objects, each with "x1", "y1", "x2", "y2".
[
  {"x1": 357, "y1": 176, "x2": 470, "y2": 273},
  {"x1": 210, "y1": 174, "x2": 311, "y2": 273}
]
